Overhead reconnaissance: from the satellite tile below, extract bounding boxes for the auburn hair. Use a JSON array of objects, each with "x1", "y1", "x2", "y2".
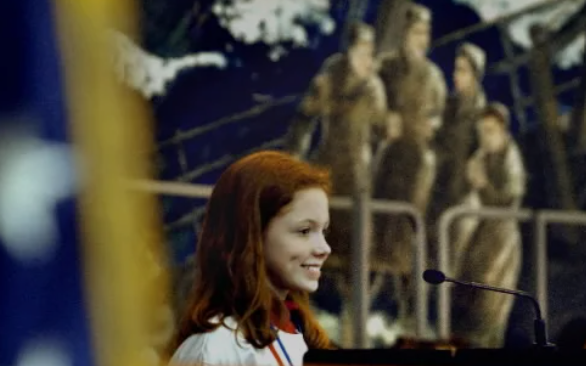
[{"x1": 171, "y1": 150, "x2": 333, "y2": 352}]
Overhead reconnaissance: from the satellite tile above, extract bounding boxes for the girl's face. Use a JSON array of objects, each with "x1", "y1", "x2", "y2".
[{"x1": 263, "y1": 187, "x2": 331, "y2": 299}]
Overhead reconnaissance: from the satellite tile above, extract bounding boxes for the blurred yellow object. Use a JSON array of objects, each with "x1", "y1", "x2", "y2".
[{"x1": 52, "y1": 1, "x2": 170, "y2": 366}]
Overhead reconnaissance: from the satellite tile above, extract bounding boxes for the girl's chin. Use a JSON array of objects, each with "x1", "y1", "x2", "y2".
[{"x1": 294, "y1": 280, "x2": 319, "y2": 293}]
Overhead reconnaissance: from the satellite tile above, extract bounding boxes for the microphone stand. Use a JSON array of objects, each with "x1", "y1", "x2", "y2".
[
  {"x1": 444, "y1": 277, "x2": 554, "y2": 348},
  {"x1": 423, "y1": 270, "x2": 556, "y2": 349}
]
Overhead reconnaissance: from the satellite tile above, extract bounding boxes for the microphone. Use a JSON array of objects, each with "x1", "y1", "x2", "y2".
[{"x1": 423, "y1": 269, "x2": 554, "y2": 348}]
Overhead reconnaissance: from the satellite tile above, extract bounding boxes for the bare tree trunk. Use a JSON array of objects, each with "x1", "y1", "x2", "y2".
[
  {"x1": 374, "y1": 0, "x2": 411, "y2": 55},
  {"x1": 569, "y1": 38, "x2": 586, "y2": 217},
  {"x1": 569, "y1": 40, "x2": 586, "y2": 155},
  {"x1": 499, "y1": 25, "x2": 528, "y2": 133},
  {"x1": 529, "y1": 24, "x2": 580, "y2": 243}
]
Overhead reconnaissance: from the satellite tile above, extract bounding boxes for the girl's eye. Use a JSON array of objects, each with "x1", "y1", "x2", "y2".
[{"x1": 298, "y1": 228, "x2": 311, "y2": 236}]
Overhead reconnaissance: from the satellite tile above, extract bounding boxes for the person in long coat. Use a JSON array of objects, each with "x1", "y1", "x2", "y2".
[
  {"x1": 376, "y1": 3, "x2": 447, "y2": 145},
  {"x1": 451, "y1": 103, "x2": 527, "y2": 348},
  {"x1": 428, "y1": 42, "x2": 487, "y2": 268},
  {"x1": 371, "y1": 3, "x2": 447, "y2": 333}
]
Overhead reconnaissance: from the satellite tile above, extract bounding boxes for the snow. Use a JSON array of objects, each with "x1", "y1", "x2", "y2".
[
  {"x1": 212, "y1": 0, "x2": 335, "y2": 60},
  {"x1": 110, "y1": 0, "x2": 336, "y2": 97},
  {"x1": 110, "y1": 30, "x2": 227, "y2": 99},
  {"x1": 454, "y1": 0, "x2": 586, "y2": 69}
]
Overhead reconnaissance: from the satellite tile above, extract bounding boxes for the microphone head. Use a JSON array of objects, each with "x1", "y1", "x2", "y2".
[{"x1": 423, "y1": 269, "x2": 446, "y2": 284}]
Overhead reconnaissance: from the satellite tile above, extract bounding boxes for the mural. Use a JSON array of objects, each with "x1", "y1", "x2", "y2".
[{"x1": 112, "y1": 0, "x2": 586, "y2": 355}]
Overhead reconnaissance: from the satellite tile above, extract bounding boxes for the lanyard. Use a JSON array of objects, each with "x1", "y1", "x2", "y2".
[{"x1": 269, "y1": 325, "x2": 295, "y2": 366}]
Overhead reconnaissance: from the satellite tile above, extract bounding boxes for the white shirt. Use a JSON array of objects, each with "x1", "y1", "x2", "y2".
[{"x1": 169, "y1": 317, "x2": 308, "y2": 366}]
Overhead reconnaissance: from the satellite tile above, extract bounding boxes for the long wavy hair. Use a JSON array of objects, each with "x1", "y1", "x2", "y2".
[{"x1": 171, "y1": 150, "x2": 333, "y2": 352}]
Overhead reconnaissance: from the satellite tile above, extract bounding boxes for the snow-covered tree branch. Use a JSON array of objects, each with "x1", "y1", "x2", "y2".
[
  {"x1": 110, "y1": 30, "x2": 227, "y2": 99},
  {"x1": 111, "y1": 0, "x2": 336, "y2": 97},
  {"x1": 212, "y1": 0, "x2": 335, "y2": 60},
  {"x1": 454, "y1": 0, "x2": 586, "y2": 69}
]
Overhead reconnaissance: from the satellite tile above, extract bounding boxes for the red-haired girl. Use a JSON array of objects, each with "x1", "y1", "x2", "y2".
[{"x1": 169, "y1": 150, "x2": 334, "y2": 366}]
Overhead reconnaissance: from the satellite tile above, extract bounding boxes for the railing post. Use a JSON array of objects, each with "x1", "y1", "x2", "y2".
[
  {"x1": 370, "y1": 200, "x2": 428, "y2": 339},
  {"x1": 413, "y1": 210, "x2": 428, "y2": 338},
  {"x1": 350, "y1": 190, "x2": 370, "y2": 348},
  {"x1": 533, "y1": 210, "x2": 586, "y2": 327},
  {"x1": 437, "y1": 207, "x2": 457, "y2": 340},
  {"x1": 534, "y1": 212, "x2": 548, "y2": 325}
]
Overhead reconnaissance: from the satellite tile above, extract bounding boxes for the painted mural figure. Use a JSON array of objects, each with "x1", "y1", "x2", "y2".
[
  {"x1": 451, "y1": 103, "x2": 527, "y2": 348},
  {"x1": 371, "y1": 3, "x2": 447, "y2": 332},
  {"x1": 375, "y1": 3, "x2": 447, "y2": 144},
  {"x1": 428, "y1": 42, "x2": 487, "y2": 264},
  {"x1": 285, "y1": 22, "x2": 388, "y2": 275}
]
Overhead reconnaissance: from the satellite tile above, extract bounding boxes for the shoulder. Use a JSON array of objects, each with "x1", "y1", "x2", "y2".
[
  {"x1": 168, "y1": 318, "x2": 250, "y2": 366},
  {"x1": 426, "y1": 60, "x2": 444, "y2": 76},
  {"x1": 475, "y1": 90, "x2": 487, "y2": 109},
  {"x1": 505, "y1": 140, "x2": 525, "y2": 168},
  {"x1": 310, "y1": 53, "x2": 344, "y2": 89},
  {"x1": 169, "y1": 333, "x2": 210, "y2": 365},
  {"x1": 426, "y1": 60, "x2": 446, "y2": 85},
  {"x1": 505, "y1": 139, "x2": 522, "y2": 156},
  {"x1": 320, "y1": 53, "x2": 345, "y2": 73}
]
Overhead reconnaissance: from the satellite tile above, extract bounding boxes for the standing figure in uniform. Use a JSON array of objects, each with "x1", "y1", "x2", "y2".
[
  {"x1": 285, "y1": 22, "x2": 388, "y2": 346},
  {"x1": 451, "y1": 103, "x2": 527, "y2": 348},
  {"x1": 429, "y1": 42, "x2": 487, "y2": 268},
  {"x1": 372, "y1": 3, "x2": 447, "y2": 334},
  {"x1": 375, "y1": 2, "x2": 446, "y2": 144}
]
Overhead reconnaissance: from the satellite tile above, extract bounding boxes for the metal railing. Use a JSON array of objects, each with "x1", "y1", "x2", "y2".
[
  {"x1": 130, "y1": 180, "x2": 213, "y2": 198},
  {"x1": 328, "y1": 195, "x2": 428, "y2": 346},
  {"x1": 534, "y1": 210, "x2": 586, "y2": 324},
  {"x1": 436, "y1": 205, "x2": 586, "y2": 340},
  {"x1": 436, "y1": 205, "x2": 534, "y2": 340},
  {"x1": 129, "y1": 179, "x2": 428, "y2": 347}
]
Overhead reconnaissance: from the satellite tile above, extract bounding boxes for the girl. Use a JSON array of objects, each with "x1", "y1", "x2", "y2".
[{"x1": 169, "y1": 150, "x2": 334, "y2": 366}]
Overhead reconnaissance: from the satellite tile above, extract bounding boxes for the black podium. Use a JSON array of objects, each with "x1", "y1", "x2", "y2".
[{"x1": 304, "y1": 348, "x2": 586, "y2": 366}]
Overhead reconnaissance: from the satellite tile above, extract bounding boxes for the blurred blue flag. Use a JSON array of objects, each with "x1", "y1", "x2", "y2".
[{"x1": 0, "y1": 1, "x2": 96, "y2": 365}]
